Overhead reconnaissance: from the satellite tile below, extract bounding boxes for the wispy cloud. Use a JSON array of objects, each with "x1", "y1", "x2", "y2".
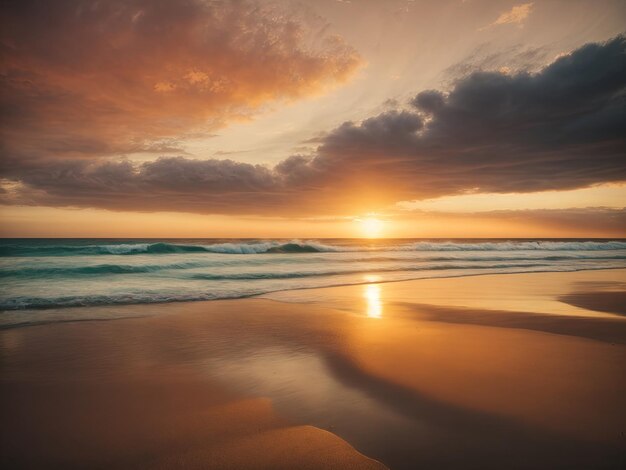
[{"x1": 480, "y1": 2, "x2": 534, "y2": 31}]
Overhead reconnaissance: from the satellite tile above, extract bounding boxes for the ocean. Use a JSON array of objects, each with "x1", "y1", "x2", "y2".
[{"x1": 1, "y1": 238, "x2": 625, "y2": 326}]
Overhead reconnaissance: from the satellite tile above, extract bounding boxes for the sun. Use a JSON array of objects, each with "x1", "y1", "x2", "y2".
[{"x1": 359, "y1": 217, "x2": 384, "y2": 238}]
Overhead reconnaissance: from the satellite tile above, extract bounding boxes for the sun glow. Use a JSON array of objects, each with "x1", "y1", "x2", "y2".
[{"x1": 359, "y1": 217, "x2": 384, "y2": 238}]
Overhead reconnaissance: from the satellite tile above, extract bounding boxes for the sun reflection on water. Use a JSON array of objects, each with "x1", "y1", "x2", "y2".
[{"x1": 364, "y1": 284, "x2": 382, "y2": 318}]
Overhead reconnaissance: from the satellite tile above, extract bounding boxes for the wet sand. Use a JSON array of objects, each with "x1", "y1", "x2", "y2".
[{"x1": 1, "y1": 270, "x2": 625, "y2": 469}]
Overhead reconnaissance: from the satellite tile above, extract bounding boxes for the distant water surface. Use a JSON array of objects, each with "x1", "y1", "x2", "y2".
[{"x1": 1, "y1": 238, "x2": 625, "y2": 325}]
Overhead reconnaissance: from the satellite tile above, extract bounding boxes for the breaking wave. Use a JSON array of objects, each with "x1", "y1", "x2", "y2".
[{"x1": 2, "y1": 240, "x2": 626, "y2": 257}]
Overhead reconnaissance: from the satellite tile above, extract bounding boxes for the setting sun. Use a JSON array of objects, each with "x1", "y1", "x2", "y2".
[{"x1": 359, "y1": 217, "x2": 384, "y2": 238}]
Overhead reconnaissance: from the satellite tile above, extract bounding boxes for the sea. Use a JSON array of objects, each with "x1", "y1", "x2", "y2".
[{"x1": 1, "y1": 238, "x2": 625, "y2": 327}]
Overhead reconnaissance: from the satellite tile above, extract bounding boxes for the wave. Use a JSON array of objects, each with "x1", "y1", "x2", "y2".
[
  {"x1": 2, "y1": 264, "x2": 622, "y2": 311},
  {"x1": 0, "y1": 261, "x2": 206, "y2": 278},
  {"x1": 3, "y1": 253, "x2": 625, "y2": 279},
  {"x1": 400, "y1": 241, "x2": 626, "y2": 251},
  {"x1": 0, "y1": 241, "x2": 340, "y2": 257},
  {"x1": 0, "y1": 292, "x2": 231, "y2": 311},
  {"x1": 186, "y1": 262, "x2": 554, "y2": 281},
  {"x1": 2, "y1": 240, "x2": 626, "y2": 257}
]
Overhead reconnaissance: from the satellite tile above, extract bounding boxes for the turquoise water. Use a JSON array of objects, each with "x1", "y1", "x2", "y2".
[{"x1": 1, "y1": 239, "x2": 625, "y2": 325}]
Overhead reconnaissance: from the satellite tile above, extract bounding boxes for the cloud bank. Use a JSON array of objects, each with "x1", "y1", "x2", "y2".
[{"x1": 1, "y1": 20, "x2": 625, "y2": 216}]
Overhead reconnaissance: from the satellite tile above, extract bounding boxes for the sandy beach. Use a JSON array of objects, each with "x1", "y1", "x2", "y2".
[{"x1": 1, "y1": 269, "x2": 625, "y2": 469}]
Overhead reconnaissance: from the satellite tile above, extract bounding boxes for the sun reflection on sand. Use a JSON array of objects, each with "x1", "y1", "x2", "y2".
[{"x1": 364, "y1": 284, "x2": 382, "y2": 318}]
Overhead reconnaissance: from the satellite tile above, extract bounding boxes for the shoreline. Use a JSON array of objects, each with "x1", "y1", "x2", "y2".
[{"x1": 2, "y1": 267, "x2": 626, "y2": 329}]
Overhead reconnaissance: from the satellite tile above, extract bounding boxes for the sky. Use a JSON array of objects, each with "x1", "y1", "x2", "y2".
[{"x1": 1, "y1": 0, "x2": 625, "y2": 238}]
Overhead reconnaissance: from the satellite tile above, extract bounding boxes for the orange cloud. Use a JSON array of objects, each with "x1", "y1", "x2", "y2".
[{"x1": 0, "y1": 0, "x2": 361, "y2": 164}]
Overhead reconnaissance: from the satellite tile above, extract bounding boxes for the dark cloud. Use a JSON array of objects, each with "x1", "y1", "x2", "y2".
[
  {"x1": 303, "y1": 34, "x2": 626, "y2": 200},
  {"x1": 411, "y1": 91, "x2": 445, "y2": 114},
  {"x1": 3, "y1": 157, "x2": 285, "y2": 213},
  {"x1": 1, "y1": 34, "x2": 625, "y2": 216}
]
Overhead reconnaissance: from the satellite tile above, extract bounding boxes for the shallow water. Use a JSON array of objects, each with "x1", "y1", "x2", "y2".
[{"x1": 1, "y1": 238, "x2": 625, "y2": 325}]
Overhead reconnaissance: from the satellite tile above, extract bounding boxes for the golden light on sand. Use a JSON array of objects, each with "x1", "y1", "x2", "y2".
[
  {"x1": 359, "y1": 218, "x2": 384, "y2": 238},
  {"x1": 364, "y1": 284, "x2": 382, "y2": 318}
]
